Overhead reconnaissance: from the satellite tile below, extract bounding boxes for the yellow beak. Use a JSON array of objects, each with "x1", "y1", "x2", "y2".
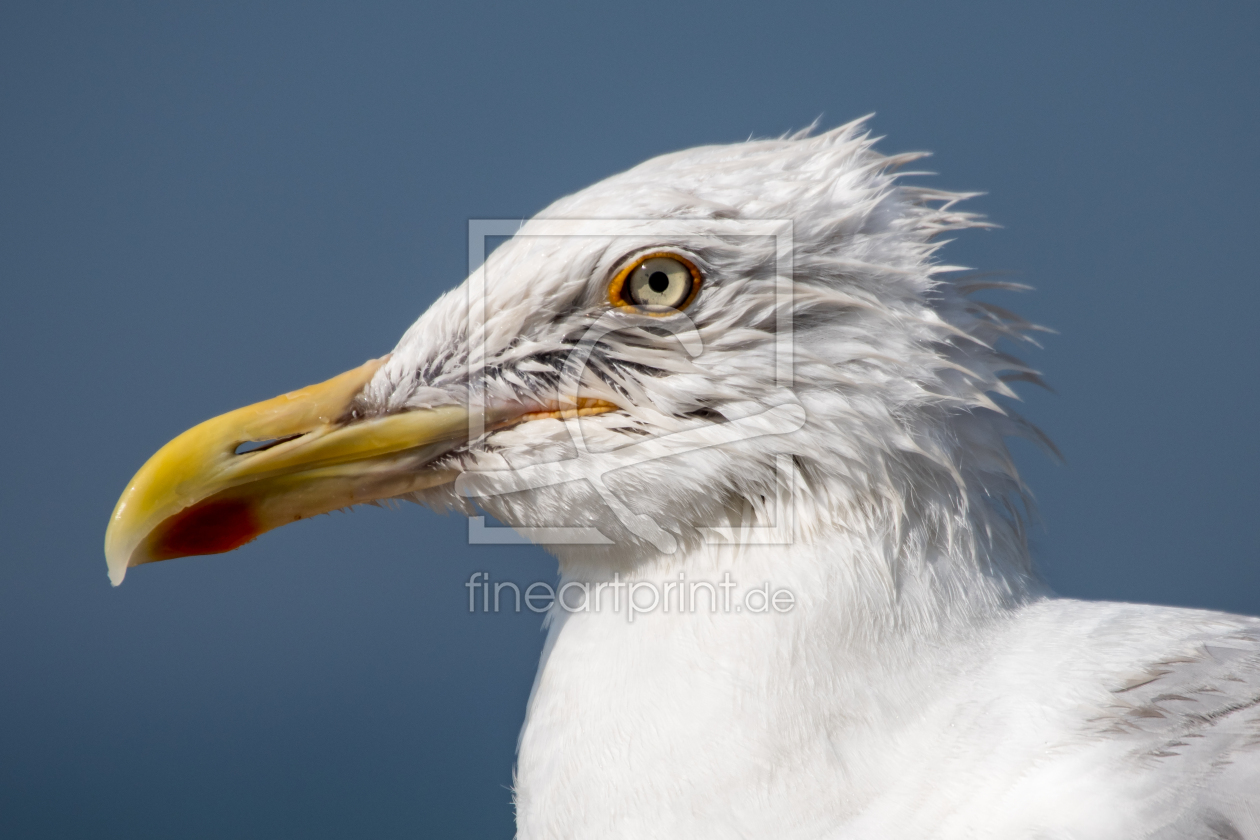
[{"x1": 103, "y1": 357, "x2": 471, "y2": 585}]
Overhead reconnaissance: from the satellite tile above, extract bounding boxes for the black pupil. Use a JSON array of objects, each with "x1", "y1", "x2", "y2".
[{"x1": 648, "y1": 271, "x2": 671, "y2": 293}]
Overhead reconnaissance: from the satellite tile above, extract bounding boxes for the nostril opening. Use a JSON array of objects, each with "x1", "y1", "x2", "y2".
[{"x1": 234, "y1": 434, "x2": 302, "y2": 455}]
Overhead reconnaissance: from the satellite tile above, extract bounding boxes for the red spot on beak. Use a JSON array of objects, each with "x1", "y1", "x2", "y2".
[{"x1": 151, "y1": 499, "x2": 260, "y2": 561}]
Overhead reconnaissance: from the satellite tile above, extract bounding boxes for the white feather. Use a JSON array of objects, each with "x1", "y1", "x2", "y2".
[{"x1": 355, "y1": 119, "x2": 1260, "y2": 838}]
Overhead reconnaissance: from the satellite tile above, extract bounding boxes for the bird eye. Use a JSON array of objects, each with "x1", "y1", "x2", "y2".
[{"x1": 608, "y1": 253, "x2": 701, "y2": 314}]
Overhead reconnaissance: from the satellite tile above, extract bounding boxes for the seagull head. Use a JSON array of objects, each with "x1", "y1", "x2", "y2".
[{"x1": 105, "y1": 119, "x2": 1045, "y2": 588}]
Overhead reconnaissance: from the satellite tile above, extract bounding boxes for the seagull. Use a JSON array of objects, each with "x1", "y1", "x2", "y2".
[{"x1": 105, "y1": 119, "x2": 1260, "y2": 839}]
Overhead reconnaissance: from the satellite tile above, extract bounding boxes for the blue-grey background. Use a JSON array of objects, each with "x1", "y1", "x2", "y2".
[{"x1": 2, "y1": 2, "x2": 1257, "y2": 837}]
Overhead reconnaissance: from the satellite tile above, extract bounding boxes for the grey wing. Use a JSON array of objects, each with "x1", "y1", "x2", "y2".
[{"x1": 1094, "y1": 617, "x2": 1260, "y2": 839}]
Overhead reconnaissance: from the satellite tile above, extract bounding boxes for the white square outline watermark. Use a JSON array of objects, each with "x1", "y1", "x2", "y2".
[{"x1": 458, "y1": 218, "x2": 800, "y2": 549}]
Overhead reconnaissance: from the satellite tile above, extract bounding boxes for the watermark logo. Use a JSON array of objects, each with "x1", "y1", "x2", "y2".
[
  {"x1": 456, "y1": 219, "x2": 801, "y2": 550},
  {"x1": 464, "y1": 572, "x2": 795, "y2": 621}
]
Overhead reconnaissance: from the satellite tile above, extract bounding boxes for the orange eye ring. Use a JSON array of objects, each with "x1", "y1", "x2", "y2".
[{"x1": 607, "y1": 251, "x2": 703, "y2": 315}]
